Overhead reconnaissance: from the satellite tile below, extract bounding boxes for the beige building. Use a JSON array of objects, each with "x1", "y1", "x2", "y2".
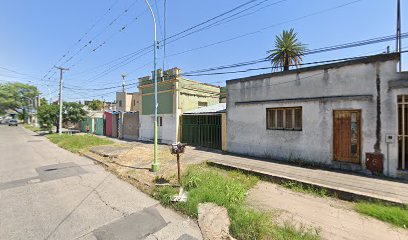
[{"x1": 116, "y1": 92, "x2": 140, "y2": 112}]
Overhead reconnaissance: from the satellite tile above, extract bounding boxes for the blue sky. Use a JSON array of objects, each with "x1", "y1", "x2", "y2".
[{"x1": 0, "y1": 0, "x2": 406, "y2": 102}]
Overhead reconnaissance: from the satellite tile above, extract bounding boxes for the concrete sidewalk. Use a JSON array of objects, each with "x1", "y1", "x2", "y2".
[
  {"x1": 201, "y1": 152, "x2": 408, "y2": 205},
  {"x1": 85, "y1": 133, "x2": 408, "y2": 205}
]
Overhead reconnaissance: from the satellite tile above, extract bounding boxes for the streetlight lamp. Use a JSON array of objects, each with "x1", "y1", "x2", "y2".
[{"x1": 144, "y1": 0, "x2": 160, "y2": 172}]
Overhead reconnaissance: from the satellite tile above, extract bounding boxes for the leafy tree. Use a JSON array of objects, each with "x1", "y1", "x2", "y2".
[
  {"x1": 0, "y1": 82, "x2": 39, "y2": 115},
  {"x1": 40, "y1": 97, "x2": 48, "y2": 106},
  {"x1": 37, "y1": 102, "x2": 86, "y2": 131},
  {"x1": 38, "y1": 104, "x2": 58, "y2": 131},
  {"x1": 267, "y1": 28, "x2": 307, "y2": 71},
  {"x1": 63, "y1": 102, "x2": 87, "y2": 124},
  {"x1": 88, "y1": 99, "x2": 103, "y2": 111}
]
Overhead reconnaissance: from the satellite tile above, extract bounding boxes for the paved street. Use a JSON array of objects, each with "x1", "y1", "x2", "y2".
[{"x1": 0, "y1": 125, "x2": 201, "y2": 240}]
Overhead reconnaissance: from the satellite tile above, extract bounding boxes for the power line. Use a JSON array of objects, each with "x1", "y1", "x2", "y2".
[
  {"x1": 164, "y1": 0, "x2": 288, "y2": 45},
  {"x1": 182, "y1": 33, "x2": 408, "y2": 75},
  {"x1": 68, "y1": 0, "x2": 363, "y2": 83},
  {"x1": 40, "y1": 0, "x2": 121, "y2": 82},
  {"x1": 185, "y1": 51, "x2": 408, "y2": 78},
  {"x1": 67, "y1": 0, "x2": 164, "y2": 70},
  {"x1": 64, "y1": 32, "x2": 406, "y2": 91},
  {"x1": 40, "y1": 0, "x2": 141, "y2": 82}
]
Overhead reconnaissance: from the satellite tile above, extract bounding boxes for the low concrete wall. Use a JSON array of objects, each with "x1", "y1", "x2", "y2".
[
  {"x1": 221, "y1": 113, "x2": 227, "y2": 151},
  {"x1": 123, "y1": 112, "x2": 139, "y2": 140}
]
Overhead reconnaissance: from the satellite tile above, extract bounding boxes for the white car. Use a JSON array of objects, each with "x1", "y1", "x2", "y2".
[{"x1": 8, "y1": 119, "x2": 18, "y2": 126}]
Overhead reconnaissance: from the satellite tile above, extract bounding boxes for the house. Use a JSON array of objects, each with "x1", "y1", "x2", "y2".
[
  {"x1": 105, "y1": 92, "x2": 141, "y2": 140},
  {"x1": 182, "y1": 103, "x2": 227, "y2": 150},
  {"x1": 80, "y1": 111, "x2": 104, "y2": 135},
  {"x1": 226, "y1": 53, "x2": 408, "y2": 178},
  {"x1": 138, "y1": 67, "x2": 221, "y2": 144},
  {"x1": 116, "y1": 92, "x2": 140, "y2": 112}
]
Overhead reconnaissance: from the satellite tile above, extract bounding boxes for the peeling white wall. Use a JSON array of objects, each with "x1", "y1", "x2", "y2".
[
  {"x1": 227, "y1": 57, "x2": 406, "y2": 177},
  {"x1": 139, "y1": 114, "x2": 177, "y2": 144}
]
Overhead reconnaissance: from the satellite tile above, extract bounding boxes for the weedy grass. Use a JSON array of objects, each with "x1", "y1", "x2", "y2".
[
  {"x1": 23, "y1": 124, "x2": 41, "y2": 132},
  {"x1": 154, "y1": 163, "x2": 320, "y2": 240},
  {"x1": 355, "y1": 201, "x2": 408, "y2": 228},
  {"x1": 47, "y1": 134, "x2": 113, "y2": 153},
  {"x1": 282, "y1": 181, "x2": 329, "y2": 197}
]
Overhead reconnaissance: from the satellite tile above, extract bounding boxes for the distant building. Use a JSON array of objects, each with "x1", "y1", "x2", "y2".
[
  {"x1": 138, "y1": 67, "x2": 221, "y2": 144},
  {"x1": 116, "y1": 92, "x2": 140, "y2": 112}
]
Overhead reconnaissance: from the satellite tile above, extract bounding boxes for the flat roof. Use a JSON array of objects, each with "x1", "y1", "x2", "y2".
[
  {"x1": 226, "y1": 53, "x2": 400, "y2": 84},
  {"x1": 184, "y1": 103, "x2": 226, "y2": 114}
]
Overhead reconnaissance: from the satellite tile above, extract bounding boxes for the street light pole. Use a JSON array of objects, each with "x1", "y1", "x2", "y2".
[{"x1": 145, "y1": 0, "x2": 160, "y2": 172}]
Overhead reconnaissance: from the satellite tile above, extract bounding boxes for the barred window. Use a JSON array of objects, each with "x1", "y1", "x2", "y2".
[{"x1": 267, "y1": 107, "x2": 302, "y2": 130}]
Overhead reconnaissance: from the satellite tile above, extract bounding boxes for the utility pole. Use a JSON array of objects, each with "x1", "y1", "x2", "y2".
[
  {"x1": 396, "y1": 0, "x2": 402, "y2": 71},
  {"x1": 145, "y1": 0, "x2": 160, "y2": 172},
  {"x1": 55, "y1": 66, "x2": 69, "y2": 135},
  {"x1": 121, "y1": 74, "x2": 127, "y2": 93}
]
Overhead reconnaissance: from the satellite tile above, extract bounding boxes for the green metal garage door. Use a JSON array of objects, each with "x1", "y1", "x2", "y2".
[
  {"x1": 181, "y1": 115, "x2": 221, "y2": 149},
  {"x1": 95, "y1": 118, "x2": 104, "y2": 136}
]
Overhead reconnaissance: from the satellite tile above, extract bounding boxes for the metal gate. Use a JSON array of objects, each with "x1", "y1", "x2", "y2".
[
  {"x1": 95, "y1": 118, "x2": 104, "y2": 136},
  {"x1": 181, "y1": 115, "x2": 222, "y2": 149},
  {"x1": 398, "y1": 95, "x2": 408, "y2": 170}
]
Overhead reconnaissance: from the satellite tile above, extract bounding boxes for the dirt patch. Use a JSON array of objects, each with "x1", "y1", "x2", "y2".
[
  {"x1": 90, "y1": 145, "x2": 132, "y2": 157},
  {"x1": 247, "y1": 181, "x2": 408, "y2": 240},
  {"x1": 83, "y1": 142, "x2": 208, "y2": 194}
]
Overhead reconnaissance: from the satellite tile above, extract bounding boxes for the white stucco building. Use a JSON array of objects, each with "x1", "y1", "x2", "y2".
[{"x1": 226, "y1": 53, "x2": 408, "y2": 178}]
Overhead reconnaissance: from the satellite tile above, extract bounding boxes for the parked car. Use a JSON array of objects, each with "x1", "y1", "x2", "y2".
[{"x1": 8, "y1": 119, "x2": 18, "y2": 126}]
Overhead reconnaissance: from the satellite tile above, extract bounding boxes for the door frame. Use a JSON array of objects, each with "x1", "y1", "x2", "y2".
[{"x1": 333, "y1": 109, "x2": 362, "y2": 164}]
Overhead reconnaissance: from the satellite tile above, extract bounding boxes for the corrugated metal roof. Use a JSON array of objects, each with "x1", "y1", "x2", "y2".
[{"x1": 184, "y1": 103, "x2": 226, "y2": 114}]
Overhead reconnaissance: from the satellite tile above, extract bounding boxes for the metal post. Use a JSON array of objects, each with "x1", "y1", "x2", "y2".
[
  {"x1": 145, "y1": 0, "x2": 160, "y2": 172},
  {"x1": 396, "y1": 0, "x2": 402, "y2": 72},
  {"x1": 177, "y1": 153, "x2": 181, "y2": 184},
  {"x1": 55, "y1": 66, "x2": 69, "y2": 135},
  {"x1": 121, "y1": 74, "x2": 126, "y2": 93}
]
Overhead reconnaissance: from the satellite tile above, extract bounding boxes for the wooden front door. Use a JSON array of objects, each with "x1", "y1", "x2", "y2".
[{"x1": 333, "y1": 110, "x2": 361, "y2": 163}]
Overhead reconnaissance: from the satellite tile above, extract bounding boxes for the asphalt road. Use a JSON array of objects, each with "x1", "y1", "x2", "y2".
[{"x1": 0, "y1": 125, "x2": 201, "y2": 240}]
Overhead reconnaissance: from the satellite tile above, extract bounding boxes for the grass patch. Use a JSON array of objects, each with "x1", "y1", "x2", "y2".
[
  {"x1": 355, "y1": 202, "x2": 408, "y2": 228},
  {"x1": 23, "y1": 124, "x2": 41, "y2": 132},
  {"x1": 154, "y1": 164, "x2": 320, "y2": 240},
  {"x1": 282, "y1": 181, "x2": 329, "y2": 197},
  {"x1": 47, "y1": 134, "x2": 113, "y2": 153}
]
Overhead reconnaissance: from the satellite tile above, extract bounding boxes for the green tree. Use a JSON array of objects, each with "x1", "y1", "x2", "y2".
[
  {"x1": 88, "y1": 99, "x2": 103, "y2": 111},
  {"x1": 267, "y1": 28, "x2": 307, "y2": 71},
  {"x1": 0, "y1": 82, "x2": 39, "y2": 115},
  {"x1": 37, "y1": 102, "x2": 86, "y2": 131},
  {"x1": 63, "y1": 102, "x2": 87, "y2": 124},
  {"x1": 38, "y1": 104, "x2": 58, "y2": 131},
  {"x1": 40, "y1": 97, "x2": 48, "y2": 106}
]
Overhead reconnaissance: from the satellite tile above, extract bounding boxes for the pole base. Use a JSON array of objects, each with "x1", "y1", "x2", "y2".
[{"x1": 151, "y1": 163, "x2": 160, "y2": 172}]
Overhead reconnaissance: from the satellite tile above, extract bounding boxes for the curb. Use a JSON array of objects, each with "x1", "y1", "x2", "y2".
[
  {"x1": 208, "y1": 161, "x2": 406, "y2": 206},
  {"x1": 80, "y1": 151, "x2": 109, "y2": 168}
]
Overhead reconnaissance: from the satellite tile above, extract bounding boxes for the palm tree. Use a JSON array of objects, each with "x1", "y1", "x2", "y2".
[{"x1": 267, "y1": 28, "x2": 307, "y2": 71}]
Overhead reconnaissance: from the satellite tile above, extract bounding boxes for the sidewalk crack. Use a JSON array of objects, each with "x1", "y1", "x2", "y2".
[{"x1": 94, "y1": 190, "x2": 127, "y2": 217}]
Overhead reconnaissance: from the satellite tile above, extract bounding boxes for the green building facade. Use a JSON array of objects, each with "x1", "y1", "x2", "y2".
[{"x1": 138, "y1": 68, "x2": 221, "y2": 144}]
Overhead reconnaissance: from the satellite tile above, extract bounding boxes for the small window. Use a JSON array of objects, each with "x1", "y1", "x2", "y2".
[
  {"x1": 198, "y1": 101, "x2": 208, "y2": 108},
  {"x1": 133, "y1": 100, "x2": 136, "y2": 106},
  {"x1": 118, "y1": 100, "x2": 122, "y2": 107},
  {"x1": 267, "y1": 107, "x2": 302, "y2": 130},
  {"x1": 158, "y1": 116, "x2": 163, "y2": 127}
]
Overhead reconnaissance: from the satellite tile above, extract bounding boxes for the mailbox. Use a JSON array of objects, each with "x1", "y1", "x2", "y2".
[
  {"x1": 171, "y1": 143, "x2": 186, "y2": 155},
  {"x1": 171, "y1": 143, "x2": 186, "y2": 184},
  {"x1": 366, "y1": 152, "x2": 384, "y2": 175}
]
